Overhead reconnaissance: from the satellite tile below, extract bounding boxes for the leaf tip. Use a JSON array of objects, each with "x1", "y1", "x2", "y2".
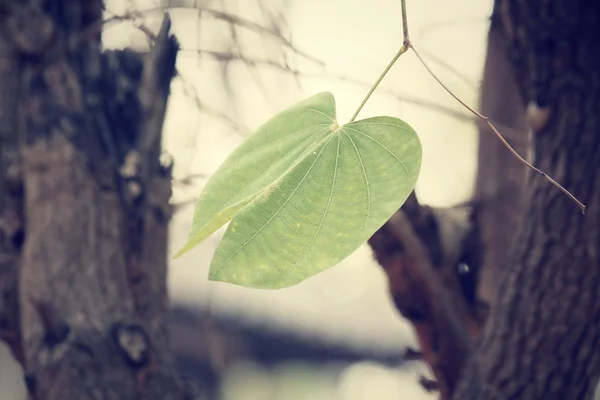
[
  {"x1": 171, "y1": 248, "x2": 187, "y2": 260},
  {"x1": 172, "y1": 241, "x2": 195, "y2": 259}
]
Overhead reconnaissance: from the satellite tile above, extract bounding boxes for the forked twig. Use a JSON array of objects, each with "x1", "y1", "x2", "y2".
[
  {"x1": 400, "y1": 0, "x2": 584, "y2": 213},
  {"x1": 408, "y1": 45, "x2": 585, "y2": 213},
  {"x1": 351, "y1": 0, "x2": 585, "y2": 213}
]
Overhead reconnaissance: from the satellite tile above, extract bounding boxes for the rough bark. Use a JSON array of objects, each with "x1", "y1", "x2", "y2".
[
  {"x1": 454, "y1": 1, "x2": 600, "y2": 398},
  {"x1": 0, "y1": 1, "x2": 187, "y2": 398}
]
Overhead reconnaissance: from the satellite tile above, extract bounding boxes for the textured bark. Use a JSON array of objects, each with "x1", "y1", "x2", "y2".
[
  {"x1": 454, "y1": 1, "x2": 600, "y2": 398},
  {"x1": 0, "y1": 1, "x2": 187, "y2": 398}
]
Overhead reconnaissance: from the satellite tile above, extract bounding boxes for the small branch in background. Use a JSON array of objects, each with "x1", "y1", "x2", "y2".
[
  {"x1": 190, "y1": 49, "x2": 305, "y2": 75},
  {"x1": 105, "y1": 4, "x2": 323, "y2": 68},
  {"x1": 178, "y1": 81, "x2": 249, "y2": 133},
  {"x1": 167, "y1": 5, "x2": 323, "y2": 67},
  {"x1": 106, "y1": 3, "x2": 313, "y2": 136},
  {"x1": 172, "y1": 53, "x2": 529, "y2": 145}
]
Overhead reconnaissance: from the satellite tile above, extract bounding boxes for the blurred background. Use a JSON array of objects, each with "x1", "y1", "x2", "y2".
[{"x1": 1, "y1": 0, "x2": 493, "y2": 398}]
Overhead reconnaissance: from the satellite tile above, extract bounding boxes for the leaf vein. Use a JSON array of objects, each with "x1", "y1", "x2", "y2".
[
  {"x1": 343, "y1": 126, "x2": 410, "y2": 178},
  {"x1": 342, "y1": 129, "x2": 371, "y2": 228},
  {"x1": 274, "y1": 133, "x2": 341, "y2": 284}
]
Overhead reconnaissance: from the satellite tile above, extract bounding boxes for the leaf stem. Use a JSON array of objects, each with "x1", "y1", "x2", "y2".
[
  {"x1": 350, "y1": 0, "x2": 413, "y2": 123},
  {"x1": 350, "y1": 46, "x2": 408, "y2": 122},
  {"x1": 350, "y1": 0, "x2": 412, "y2": 123}
]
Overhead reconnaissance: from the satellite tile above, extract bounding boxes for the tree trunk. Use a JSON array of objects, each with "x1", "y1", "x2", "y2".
[
  {"x1": 0, "y1": 1, "x2": 187, "y2": 398},
  {"x1": 454, "y1": 1, "x2": 600, "y2": 398}
]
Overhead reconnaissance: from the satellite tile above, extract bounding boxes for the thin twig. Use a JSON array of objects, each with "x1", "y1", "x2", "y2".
[
  {"x1": 418, "y1": 48, "x2": 478, "y2": 91},
  {"x1": 409, "y1": 45, "x2": 584, "y2": 213},
  {"x1": 399, "y1": 0, "x2": 585, "y2": 213},
  {"x1": 401, "y1": 0, "x2": 410, "y2": 43}
]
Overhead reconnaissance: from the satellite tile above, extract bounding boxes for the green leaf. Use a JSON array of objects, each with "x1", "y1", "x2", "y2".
[{"x1": 175, "y1": 92, "x2": 422, "y2": 289}]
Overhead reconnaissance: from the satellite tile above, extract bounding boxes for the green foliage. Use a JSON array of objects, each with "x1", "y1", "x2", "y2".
[{"x1": 175, "y1": 92, "x2": 421, "y2": 289}]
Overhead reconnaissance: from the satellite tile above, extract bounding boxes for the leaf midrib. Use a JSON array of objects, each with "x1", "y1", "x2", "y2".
[
  {"x1": 342, "y1": 129, "x2": 371, "y2": 229},
  {"x1": 273, "y1": 132, "x2": 342, "y2": 285}
]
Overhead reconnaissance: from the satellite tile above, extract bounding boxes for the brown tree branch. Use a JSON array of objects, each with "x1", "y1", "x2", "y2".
[{"x1": 368, "y1": 194, "x2": 483, "y2": 399}]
